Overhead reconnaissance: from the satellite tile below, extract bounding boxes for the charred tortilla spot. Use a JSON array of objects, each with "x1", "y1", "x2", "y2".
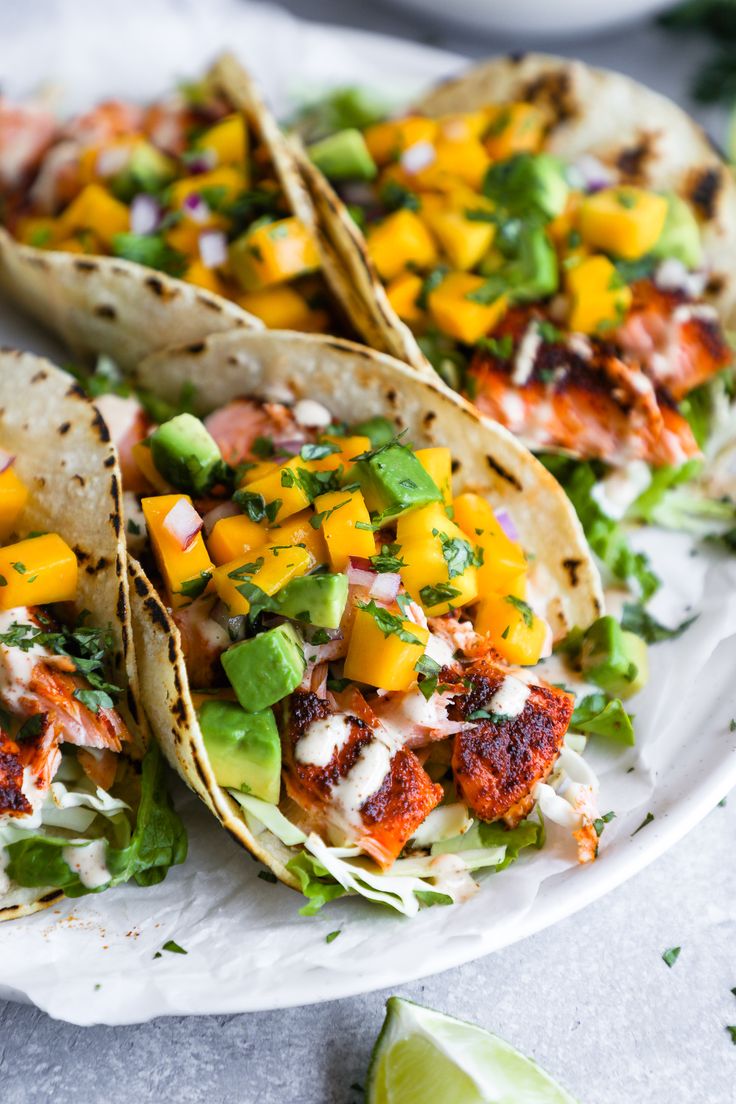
[
  {"x1": 133, "y1": 574, "x2": 148, "y2": 598},
  {"x1": 197, "y1": 296, "x2": 222, "y2": 312},
  {"x1": 116, "y1": 582, "x2": 126, "y2": 622},
  {"x1": 31, "y1": 370, "x2": 49, "y2": 383},
  {"x1": 706, "y1": 273, "x2": 725, "y2": 296},
  {"x1": 58, "y1": 421, "x2": 71, "y2": 435},
  {"x1": 485, "y1": 454, "x2": 523, "y2": 491},
  {"x1": 144, "y1": 595, "x2": 170, "y2": 631},
  {"x1": 522, "y1": 69, "x2": 576, "y2": 128},
  {"x1": 451, "y1": 459, "x2": 461, "y2": 474},
  {"x1": 146, "y1": 276, "x2": 165, "y2": 297},
  {"x1": 72, "y1": 474, "x2": 85, "y2": 487},
  {"x1": 94, "y1": 303, "x2": 117, "y2": 320},
  {"x1": 190, "y1": 747, "x2": 210, "y2": 790},
  {"x1": 126, "y1": 686, "x2": 139, "y2": 723},
  {"x1": 185, "y1": 342, "x2": 206, "y2": 355},
  {"x1": 168, "y1": 636, "x2": 177, "y2": 665},
  {"x1": 92, "y1": 408, "x2": 111, "y2": 443},
  {"x1": 422, "y1": 410, "x2": 437, "y2": 428},
  {"x1": 689, "y1": 167, "x2": 721, "y2": 220},
  {"x1": 563, "y1": 558, "x2": 581, "y2": 586},
  {"x1": 171, "y1": 695, "x2": 187, "y2": 723},
  {"x1": 616, "y1": 135, "x2": 655, "y2": 181},
  {"x1": 104, "y1": 455, "x2": 115, "y2": 468},
  {"x1": 85, "y1": 555, "x2": 110, "y2": 575},
  {"x1": 74, "y1": 259, "x2": 97, "y2": 272}
]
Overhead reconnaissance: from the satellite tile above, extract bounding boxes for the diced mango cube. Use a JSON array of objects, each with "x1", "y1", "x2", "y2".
[
  {"x1": 566, "y1": 254, "x2": 632, "y2": 335},
  {"x1": 15, "y1": 216, "x2": 58, "y2": 249},
  {"x1": 237, "y1": 286, "x2": 319, "y2": 330},
  {"x1": 415, "y1": 448, "x2": 452, "y2": 507},
  {"x1": 397, "y1": 505, "x2": 479, "y2": 615},
  {"x1": 245, "y1": 457, "x2": 315, "y2": 524},
  {"x1": 166, "y1": 213, "x2": 227, "y2": 255},
  {"x1": 0, "y1": 534, "x2": 77, "y2": 610},
  {"x1": 184, "y1": 260, "x2": 227, "y2": 295},
  {"x1": 169, "y1": 166, "x2": 245, "y2": 209},
  {"x1": 364, "y1": 117, "x2": 437, "y2": 165},
  {"x1": 266, "y1": 508, "x2": 328, "y2": 569},
  {"x1": 131, "y1": 442, "x2": 171, "y2": 493},
  {"x1": 344, "y1": 606, "x2": 429, "y2": 691},
  {"x1": 421, "y1": 204, "x2": 495, "y2": 271},
  {"x1": 141, "y1": 495, "x2": 214, "y2": 608},
  {"x1": 309, "y1": 436, "x2": 371, "y2": 475},
  {"x1": 579, "y1": 187, "x2": 668, "y2": 261},
  {"x1": 229, "y1": 217, "x2": 321, "y2": 291},
  {"x1": 436, "y1": 112, "x2": 489, "y2": 143},
  {"x1": 474, "y1": 592, "x2": 547, "y2": 665},
  {"x1": 483, "y1": 103, "x2": 545, "y2": 159},
  {"x1": 366, "y1": 209, "x2": 437, "y2": 281},
  {"x1": 453, "y1": 493, "x2": 527, "y2": 598},
  {"x1": 412, "y1": 138, "x2": 490, "y2": 192},
  {"x1": 0, "y1": 467, "x2": 29, "y2": 541},
  {"x1": 197, "y1": 113, "x2": 248, "y2": 167},
  {"x1": 213, "y1": 543, "x2": 310, "y2": 615},
  {"x1": 313, "y1": 488, "x2": 374, "y2": 572},
  {"x1": 57, "y1": 184, "x2": 129, "y2": 247},
  {"x1": 240, "y1": 460, "x2": 280, "y2": 486},
  {"x1": 208, "y1": 514, "x2": 268, "y2": 566},
  {"x1": 428, "y1": 272, "x2": 507, "y2": 344},
  {"x1": 385, "y1": 272, "x2": 423, "y2": 322}
]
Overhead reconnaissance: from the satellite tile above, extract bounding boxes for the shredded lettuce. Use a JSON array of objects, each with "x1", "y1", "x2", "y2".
[
  {"x1": 540, "y1": 455, "x2": 659, "y2": 598},
  {"x1": 626, "y1": 458, "x2": 736, "y2": 536},
  {"x1": 620, "y1": 601, "x2": 697, "y2": 643},
  {"x1": 4, "y1": 744, "x2": 187, "y2": 896}
]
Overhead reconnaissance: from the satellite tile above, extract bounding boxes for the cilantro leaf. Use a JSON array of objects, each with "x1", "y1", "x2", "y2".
[
  {"x1": 419, "y1": 583, "x2": 462, "y2": 608},
  {"x1": 662, "y1": 946, "x2": 681, "y2": 968},
  {"x1": 370, "y1": 543, "x2": 405, "y2": 573},
  {"x1": 505, "y1": 594, "x2": 534, "y2": 627},
  {"x1": 571, "y1": 693, "x2": 635, "y2": 745},
  {"x1": 357, "y1": 600, "x2": 422, "y2": 644},
  {"x1": 621, "y1": 602, "x2": 697, "y2": 644},
  {"x1": 111, "y1": 232, "x2": 187, "y2": 277}
]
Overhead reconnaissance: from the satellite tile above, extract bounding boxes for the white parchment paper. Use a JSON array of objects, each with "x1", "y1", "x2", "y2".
[{"x1": 0, "y1": 0, "x2": 735, "y2": 1024}]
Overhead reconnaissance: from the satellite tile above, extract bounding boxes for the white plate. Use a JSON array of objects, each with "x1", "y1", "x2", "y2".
[{"x1": 1, "y1": 0, "x2": 736, "y2": 1026}]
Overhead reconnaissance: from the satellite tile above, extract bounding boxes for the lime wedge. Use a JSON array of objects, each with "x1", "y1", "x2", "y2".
[{"x1": 367, "y1": 997, "x2": 578, "y2": 1104}]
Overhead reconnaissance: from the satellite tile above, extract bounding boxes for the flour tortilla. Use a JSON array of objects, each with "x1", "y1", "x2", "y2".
[
  {"x1": 129, "y1": 328, "x2": 603, "y2": 890},
  {"x1": 0, "y1": 53, "x2": 359, "y2": 370},
  {"x1": 298, "y1": 52, "x2": 736, "y2": 375},
  {"x1": 0, "y1": 350, "x2": 143, "y2": 919}
]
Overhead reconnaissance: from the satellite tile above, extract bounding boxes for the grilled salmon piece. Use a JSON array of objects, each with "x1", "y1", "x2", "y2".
[
  {"x1": 468, "y1": 323, "x2": 701, "y2": 466},
  {"x1": 619, "y1": 281, "x2": 731, "y2": 399},
  {"x1": 449, "y1": 659, "x2": 573, "y2": 824},
  {"x1": 0, "y1": 729, "x2": 32, "y2": 816},
  {"x1": 282, "y1": 690, "x2": 442, "y2": 868},
  {"x1": 204, "y1": 399, "x2": 304, "y2": 466}
]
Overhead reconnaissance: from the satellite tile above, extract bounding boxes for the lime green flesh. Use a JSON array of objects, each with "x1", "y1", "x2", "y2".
[{"x1": 367, "y1": 998, "x2": 577, "y2": 1104}]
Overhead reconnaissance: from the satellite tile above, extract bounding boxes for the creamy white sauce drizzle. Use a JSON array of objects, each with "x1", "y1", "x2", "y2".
[
  {"x1": 567, "y1": 333, "x2": 593, "y2": 361},
  {"x1": 0, "y1": 608, "x2": 53, "y2": 711},
  {"x1": 293, "y1": 399, "x2": 332, "y2": 428},
  {"x1": 486, "y1": 675, "x2": 530, "y2": 719},
  {"x1": 295, "y1": 713, "x2": 354, "y2": 769},
  {"x1": 424, "y1": 631, "x2": 454, "y2": 670},
  {"x1": 61, "y1": 838, "x2": 110, "y2": 889},
  {"x1": 511, "y1": 323, "x2": 542, "y2": 387},
  {"x1": 590, "y1": 461, "x2": 651, "y2": 521},
  {"x1": 330, "y1": 739, "x2": 392, "y2": 831}
]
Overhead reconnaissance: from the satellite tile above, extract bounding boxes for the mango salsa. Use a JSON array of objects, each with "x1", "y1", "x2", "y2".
[
  {"x1": 385, "y1": 271, "x2": 423, "y2": 323},
  {"x1": 428, "y1": 272, "x2": 508, "y2": 344},
  {"x1": 474, "y1": 592, "x2": 547, "y2": 665},
  {"x1": 366, "y1": 209, "x2": 436, "y2": 281},
  {"x1": 0, "y1": 534, "x2": 77, "y2": 610},
  {"x1": 196, "y1": 114, "x2": 248, "y2": 167},
  {"x1": 566, "y1": 254, "x2": 632, "y2": 335},
  {"x1": 453, "y1": 493, "x2": 527, "y2": 596},
  {"x1": 364, "y1": 117, "x2": 437, "y2": 166},
  {"x1": 141, "y1": 494, "x2": 213, "y2": 608},
  {"x1": 415, "y1": 448, "x2": 453, "y2": 507},
  {"x1": 313, "y1": 488, "x2": 374, "y2": 571},
  {"x1": 421, "y1": 203, "x2": 495, "y2": 271},
  {"x1": 0, "y1": 467, "x2": 29, "y2": 541},
  {"x1": 483, "y1": 103, "x2": 546, "y2": 160},
  {"x1": 56, "y1": 184, "x2": 129, "y2": 247},
  {"x1": 213, "y1": 543, "x2": 310, "y2": 615},
  {"x1": 237, "y1": 286, "x2": 322, "y2": 331},
  {"x1": 229, "y1": 216, "x2": 321, "y2": 292},
  {"x1": 344, "y1": 605, "x2": 429, "y2": 691},
  {"x1": 208, "y1": 514, "x2": 268, "y2": 566},
  {"x1": 397, "y1": 504, "x2": 479, "y2": 615},
  {"x1": 244, "y1": 456, "x2": 314, "y2": 524},
  {"x1": 265, "y1": 508, "x2": 328, "y2": 568},
  {"x1": 579, "y1": 187, "x2": 668, "y2": 261}
]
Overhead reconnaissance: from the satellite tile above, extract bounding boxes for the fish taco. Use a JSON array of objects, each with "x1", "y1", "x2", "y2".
[
  {"x1": 0, "y1": 54, "x2": 359, "y2": 370},
  {"x1": 296, "y1": 54, "x2": 736, "y2": 593},
  {"x1": 0, "y1": 351, "x2": 185, "y2": 920},
  {"x1": 84, "y1": 329, "x2": 649, "y2": 917}
]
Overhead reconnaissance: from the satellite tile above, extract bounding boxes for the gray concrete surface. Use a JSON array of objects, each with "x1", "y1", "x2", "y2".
[{"x1": 1, "y1": 3, "x2": 736, "y2": 1102}]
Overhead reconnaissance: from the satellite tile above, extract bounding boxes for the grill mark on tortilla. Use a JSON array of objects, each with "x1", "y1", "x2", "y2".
[
  {"x1": 94, "y1": 303, "x2": 117, "y2": 320},
  {"x1": 84, "y1": 555, "x2": 110, "y2": 575},
  {"x1": 522, "y1": 69, "x2": 577, "y2": 128},
  {"x1": 563, "y1": 558, "x2": 581, "y2": 586},
  {"x1": 616, "y1": 134, "x2": 655, "y2": 181},
  {"x1": 185, "y1": 342, "x2": 206, "y2": 354},
  {"x1": 144, "y1": 594, "x2": 170, "y2": 631},
  {"x1": 72, "y1": 474, "x2": 85, "y2": 487},
  {"x1": 73, "y1": 259, "x2": 97, "y2": 272},
  {"x1": 58, "y1": 421, "x2": 71, "y2": 435},
  {"x1": 91, "y1": 408, "x2": 111, "y2": 442},
  {"x1": 689, "y1": 166, "x2": 721, "y2": 219},
  {"x1": 485, "y1": 454, "x2": 523, "y2": 491}
]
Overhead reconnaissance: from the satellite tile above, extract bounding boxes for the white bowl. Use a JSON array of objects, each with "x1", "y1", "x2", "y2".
[{"x1": 382, "y1": 0, "x2": 673, "y2": 38}]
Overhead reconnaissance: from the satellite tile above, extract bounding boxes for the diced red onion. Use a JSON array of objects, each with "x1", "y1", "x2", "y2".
[
  {"x1": 130, "y1": 193, "x2": 161, "y2": 236},
  {"x1": 163, "y1": 498, "x2": 204, "y2": 550},
  {"x1": 198, "y1": 230, "x2": 227, "y2": 268},
  {"x1": 400, "y1": 141, "x2": 436, "y2": 175},
  {"x1": 571, "y1": 154, "x2": 615, "y2": 193},
  {"x1": 0, "y1": 450, "x2": 15, "y2": 474},
  {"x1": 369, "y1": 572, "x2": 401, "y2": 603},
  {"x1": 347, "y1": 558, "x2": 377, "y2": 591},
  {"x1": 202, "y1": 500, "x2": 239, "y2": 537},
  {"x1": 494, "y1": 507, "x2": 518, "y2": 542},
  {"x1": 184, "y1": 192, "x2": 212, "y2": 224},
  {"x1": 271, "y1": 437, "x2": 306, "y2": 456},
  {"x1": 185, "y1": 150, "x2": 216, "y2": 175}
]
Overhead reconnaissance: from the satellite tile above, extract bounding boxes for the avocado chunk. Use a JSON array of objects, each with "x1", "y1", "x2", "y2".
[
  {"x1": 221, "y1": 623, "x2": 305, "y2": 713},
  {"x1": 149, "y1": 412, "x2": 224, "y2": 495},
  {"x1": 350, "y1": 415, "x2": 395, "y2": 449},
  {"x1": 579, "y1": 616, "x2": 649, "y2": 700},
  {"x1": 503, "y1": 224, "x2": 559, "y2": 302},
  {"x1": 110, "y1": 140, "x2": 175, "y2": 202},
  {"x1": 354, "y1": 443, "x2": 442, "y2": 521},
  {"x1": 307, "y1": 128, "x2": 377, "y2": 181},
  {"x1": 483, "y1": 152, "x2": 569, "y2": 221},
  {"x1": 652, "y1": 193, "x2": 702, "y2": 269},
  {"x1": 273, "y1": 573, "x2": 349, "y2": 628},
  {"x1": 198, "y1": 699, "x2": 281, "y2": 804}
]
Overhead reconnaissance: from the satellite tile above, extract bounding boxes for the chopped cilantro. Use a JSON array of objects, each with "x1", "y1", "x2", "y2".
[
  {"x1": 416, "y1": 267, "x2": 449, "y2": 311},
  {"x1": 504, "y1": 594, "x2": 534, "y2": 627},
  {"x1": 162, "y1": 940, "x2": 187, "y2": 955},
  {"x1": 73, "y1": 688, "x2": 115, "y2": 713},
  {"x1": 325, "y1": 929, "x2": 341, "y2": 944},
  {"x1": 252, "y1": 436, "x2": 275, "y2": 459},
  {"x1": 0, "y1": 617, "x2": 121, "y2": 706},
  {"x1": 380, "y1": 179, "x2": 420, "y2": 212},
  {"x1": 727, "y1": 1026, "x2": 736, "y2": 1045},
  {"x1": 475, "y1": 334, "x2": 514, "y2": 359},
  {"x1": 370, "y1": 543, "x2": 405, "y2": 573},
  {"x1": 436, "y1": 530, "x2": 480, "y2": 579},
  {"x1": 632, "y1": 811, "x2": 655, "y2": 836},
  {"x1": 300, "y1": 441, "x2": 341, "y2": 462},
  {"x1": 233, "y1": 488, "x2": 267, "y2": 523},
  {"x1": 419, "y1": 583, "x2": 462, "y2": 608},
  {"x1": 415, "y1": 654, "x2": 441, "y2": 700},
  {"x1": 310, "y1": 498, "x2": 349, "y2": 530},
  {"x1": 357, "y1": 600, "x2": 422, "y2": 644},
  {"x1": 16, "y1": 714, "x2": 45, "y2": 743},
  {"x1": 178, "y1": 571, "x2": 212, "y2": 601},
  {"x1": 593, "y1": 811, "x2": 616, "y2": 837},
  {"x1": 111, "y1": 232, "x2": 187, "y2": 277},
  {"x1": 621, "y1": 602, "x2": 697, "y2": 644},
  {"x1": 228, "y1": 559, "x2": 264, "y2": 580},
  {"x1": 126, "y1": 519, "x2": 141, "y2": 536},
  {"x1": 11, "y1": 562, "x2": 26, "y2": 575},
  {"x1": 662, "y1": 946, "x2": 681, "y2": 968}
]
